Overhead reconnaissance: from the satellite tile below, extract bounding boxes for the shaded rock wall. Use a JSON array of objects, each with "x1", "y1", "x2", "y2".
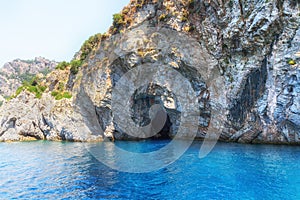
[{"x1": 0, "y1": 0, "x2": 299, "y2": 144}]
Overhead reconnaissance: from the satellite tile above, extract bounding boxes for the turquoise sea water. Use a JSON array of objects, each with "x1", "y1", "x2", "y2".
[{"x1": 0, "y1": 140, "x2": 300, "y2": 199}]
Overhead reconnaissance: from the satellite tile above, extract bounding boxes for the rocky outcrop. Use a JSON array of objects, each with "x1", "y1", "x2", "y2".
[
  {"x1": 0, "y1": 65, "x2": 103, "y2": 142},
  {"x1": 0, "y1": 90, "x2": 104, "y2": 142},
  {"x1": 0, "y1": 57, "x2": 57, "y2": 102},
  {"x1": 0, "y1": 0, "x2": 299, "y2": 144}
]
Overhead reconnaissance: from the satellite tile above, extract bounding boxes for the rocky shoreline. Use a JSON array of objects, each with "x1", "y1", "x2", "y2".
[{"x1": 0, "y1": 0, "x2": 300, "y2": 144}]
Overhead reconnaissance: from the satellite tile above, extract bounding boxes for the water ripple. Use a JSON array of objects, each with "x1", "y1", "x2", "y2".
[{"x1": 0, "y1": 141, "x2": 300, "y2": 199}]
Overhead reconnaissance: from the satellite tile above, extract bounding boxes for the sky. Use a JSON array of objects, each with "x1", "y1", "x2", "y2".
[{"x1": 0, "y1": 0, "x2": 129, "y2": 67}]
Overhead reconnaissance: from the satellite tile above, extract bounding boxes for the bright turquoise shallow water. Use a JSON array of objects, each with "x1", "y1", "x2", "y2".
[{"x1": 0, "y1": 140, "x2": 300, "y2": 199}]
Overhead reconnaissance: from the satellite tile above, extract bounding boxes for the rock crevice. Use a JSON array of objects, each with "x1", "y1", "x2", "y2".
[{"x1": 0, "y1": 0, "x2": 299, "y2": 144}]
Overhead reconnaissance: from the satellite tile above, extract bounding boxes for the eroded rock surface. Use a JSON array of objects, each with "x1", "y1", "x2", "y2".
[{"x1": 0, "y1": 0, "x2": 299, "y2": 143}]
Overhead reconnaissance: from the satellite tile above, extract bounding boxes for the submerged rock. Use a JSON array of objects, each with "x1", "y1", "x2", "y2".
[{"x1": 0, "y1": 0, "x2": 300, "y2": 144}]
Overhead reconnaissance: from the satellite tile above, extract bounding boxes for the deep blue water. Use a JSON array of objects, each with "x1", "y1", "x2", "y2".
[{"x1": 0, "y1": 140, "x2": 300, "y2": 199}]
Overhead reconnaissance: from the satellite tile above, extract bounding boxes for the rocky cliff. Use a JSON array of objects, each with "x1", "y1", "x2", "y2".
[
  {"x1": 0, "y1": 57, "x2": 57, "y2": 103},
  {"x1": 0, "y1": 0, "x2": 299, "y2": 144}
]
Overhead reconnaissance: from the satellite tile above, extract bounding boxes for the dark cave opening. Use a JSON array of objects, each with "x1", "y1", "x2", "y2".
[
  {"x1": 150, "y1": 114, "x2": 172, "y2": 140},
  {"x1": 131, "y1": 92, "x2": 174, "y2": 140}
]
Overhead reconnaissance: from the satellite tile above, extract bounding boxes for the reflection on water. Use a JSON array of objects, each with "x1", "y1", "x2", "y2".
[
  {"x1": 86, "y1": 140, "x2": 192, "y2": 173},
  {"x1": 0, "y1": 141, "x2": 300, "y2": 199}
]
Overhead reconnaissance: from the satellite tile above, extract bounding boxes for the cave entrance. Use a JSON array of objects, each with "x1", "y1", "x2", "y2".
[
  {"x1": 130, "y1": 83, "x2": 180, "y2": 140},
  {"x1": 150, "y1": 113, "x2": 172, "y2": 140},
  {"x1": 132, "y1": 94, "x2": 172, "y2": 140}
]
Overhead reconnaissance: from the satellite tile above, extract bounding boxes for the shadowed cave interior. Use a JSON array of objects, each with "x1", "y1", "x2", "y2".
[{"x1": 131, "y1": 85, "x2": 176, "y2": 140}]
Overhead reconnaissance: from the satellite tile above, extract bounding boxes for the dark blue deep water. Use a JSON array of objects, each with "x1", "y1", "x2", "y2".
[{"x1": 0, "y1": 140, "x2": 300, "y2": 199}]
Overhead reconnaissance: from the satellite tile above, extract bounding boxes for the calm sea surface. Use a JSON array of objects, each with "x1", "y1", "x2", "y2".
[{"x1": 0, "y1": 140, "x2": 300, "y2": 199}]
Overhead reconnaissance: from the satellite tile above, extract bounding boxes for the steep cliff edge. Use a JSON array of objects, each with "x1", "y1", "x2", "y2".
[{"x1": 0, "y1": 0, "x2": 299, "y2": 143}]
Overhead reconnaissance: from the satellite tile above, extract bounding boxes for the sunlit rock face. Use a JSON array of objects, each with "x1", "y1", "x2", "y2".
[
  {"x1": 0, "y1": 0, "x2": 300, "y2": 144},
  {"x1": 75, "y1": 26, "x2": 216, "y2": 141}
]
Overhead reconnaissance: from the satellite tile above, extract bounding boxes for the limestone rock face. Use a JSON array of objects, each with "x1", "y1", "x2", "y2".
[
  {"x1": 0, "y1": 0, "x2": 300, "y2": 144},
  {"x1": 0, "y1": 91, "x2": 103, "y2": 142}
]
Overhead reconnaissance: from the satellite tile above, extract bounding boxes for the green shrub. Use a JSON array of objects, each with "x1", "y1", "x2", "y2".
[
  {"x1": 122, "y1": 8, "x2": 130, "y2": 15},
  {"x1": 12, "y1": 76, "x2": 48, "y2": 99},
  {"x1": 56, "y1": 61, "x2": 69, "y2": 70},
  {"x1": 24, "y1": 85, "x2": 45, "y2": 99},
  {"x1": 70, "y1": 66, "x2": 79, "y2": 74},
  {"x1": 16, "y1": 86, "x2": 25, "y2": 96},
  {"x1": 63, "y1": 92, "x2": 72, "y2": 99},
  {"x1": 51, "y1": 90, "x2": 72, "y2": 100},
  {"x1": 51, "y1": 91, "x2": 59, "y2": 97},
  {"x1": 27, "y1": 85, "x2": 38, "y2": 93},
  {"x1": 39, "y1": 85, "x2": 47, "y2": 92},
  {"x1": 55, "y1": 93, "x2": 63, "y2": 100},
  {"x1": 113, "y1": 13, "x2": 124, "y2": 26},
  {"x1": 70, "y1": 60, "x2": 82, "y2": 74},
  {"x1": 4, "y1": 96, "x2": 14, "y2": 101},
  {"x1": 35, "y1": 92, "x2": 42, "y2": 99},
  {"x1": 52, "y1": 90, "x2": 62, "y2": 100},
  {"x1": 80, "y1": 33, "x2": 102, "y2": 61}
]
